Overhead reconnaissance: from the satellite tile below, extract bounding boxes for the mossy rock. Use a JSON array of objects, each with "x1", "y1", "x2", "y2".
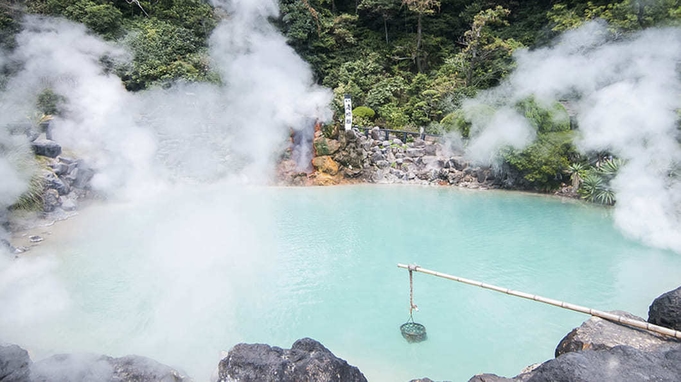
[{"x1": 314, "y1": 138, "x2": 341, "y2": 156}]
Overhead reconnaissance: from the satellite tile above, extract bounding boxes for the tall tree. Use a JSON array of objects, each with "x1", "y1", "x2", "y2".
[
  {"x1": 358, "y1": 0, "x2": 400, "y2": 43},
  {"x1": 402, "y1": 0, "x2": 440, "y2": 72},
  {"x1": 456, "y1": 6, "x2": 521, "y2": 88}
]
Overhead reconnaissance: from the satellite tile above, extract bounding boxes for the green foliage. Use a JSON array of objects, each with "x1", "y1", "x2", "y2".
[
  {"x1": 548, "y1": 1, "x2": 681, "y2": 34},
  {"x1": 378, "y1": 103, "x2": 410, "y2": 129},
  {"x1": 144, "y1": 0, "x2": 217, "y2": 40},
  {"x1": 515, "y1": 97, "x2": 570, "y2": 133},
  {"x1": 26, "y1": 0, "x2": 217, "y2": 88},
  {"x1": 66, "y1": 1, "x2": 123, "y2": 38},
  {"x1": 118, "y1": 18, "x2": 212, "y2": 90},
  {"x1": 455, "y1": 6, "x2": 524, "y2": 89},
  {"x1": 579, "y1": 170, "x2": 615, "y2": 205},
  {"x1": 27, "y1": 0, "x2": 124, "y2": 38},
  {"x1": 36, "y1": 88, "x2": 66, "y2": 116},
  {"x1": 365, "y1": 76, "x2": 407, "y2": 111},
  {"x1": 353, "y1": 106, "x2": 376, "y2": 119},
  {"x1": 0, "y1": 2, "x2": 21, "y2": 49},
  {"x1": 503, "y1": 131, "x2": 576, "y2": 191},
  {"x1": 352, "y1": 106, "x2": 376, "y2": 126},
  {"x1": 441, "y1": 103, "x2": 495, "y2": 138},
  {"x1": 567, "y1": 161, "x2": 587, "y2": 188},
  {"x1": 574, "y1": 157, "x2": 624, "y2": 205},
  {"x1": 11, "y1": 174, "x2": 45, "y2": 212},
  {"x1": 599, "y1": 157, "x2": 625, "y2": 177}
]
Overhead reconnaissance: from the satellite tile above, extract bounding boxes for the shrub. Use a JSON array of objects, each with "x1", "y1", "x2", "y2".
[
  {"x1": 440, "y1": 103, "x2": 496, "y2": 138},
  {"x1": 36, "y1": 88, "x2": 66, "y2": 116},
  {"x1": 64, "y1": 1, "x2": 123, "y2": 38},
  {"x1": 378, "y1": 103, "x2": 410, "y2": 130},
  {"x1": 118, "y1": 18, "x2": 211, "y2": 90},
  {"x1": 515, "y1": 97, "x2": 570, "y2": 133},
  {"x1": 503, "y1": 131, "x2": 576, "y2": 191},
  {"x1": 353, "y1": 106, "x2": 375, "y2": 120}
]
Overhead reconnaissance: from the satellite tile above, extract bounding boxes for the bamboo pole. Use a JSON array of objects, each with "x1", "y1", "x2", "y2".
[{"x1": 397, "y1": 263, "x2": 681, "y2": 340}]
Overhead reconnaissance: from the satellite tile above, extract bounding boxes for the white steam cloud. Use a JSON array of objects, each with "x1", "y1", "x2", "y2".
[
  {"x1": 465, "y1": 21, "x2": 681, "y2": 253},
  {"x1": 0, "y1": 4, "x2": 331, "y2": 200},
  {"x1": 465, "y1": 106, "x2": 536, "y2": 164}
]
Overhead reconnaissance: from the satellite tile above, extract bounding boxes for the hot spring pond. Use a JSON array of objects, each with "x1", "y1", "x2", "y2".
[{"x1": 3, "y1": 184, "x2": 681, "y2": 381}]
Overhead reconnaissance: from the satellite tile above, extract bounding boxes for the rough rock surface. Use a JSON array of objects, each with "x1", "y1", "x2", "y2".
[
  {"x1": 312, "y1": 156, "x2": 340, "y2": 176},
  {"x1": 0, "y1": 344, "x2": 187, "y2": 382},
  {"x1": 31, "y1": 353, "x2": 188, "y2": 382},
  {"x1": 467, "y1": 374, "x2": 515, "y2": 382},
  {"x1": 648, "y1": 286, "x2": 681, "y2": 331},
  {"x1": 0, "y1": 344, "x2": 31, "y2": 382},
  {"x1": 525, "y1": 346, "x2": 681, "y2": 382},
  {"x1": 31, "y1": 139, "x2": 62, "y2": 158},
  {"x1": 217, "y1": 337, "x2": 367, "y2": 382},
  {"x1": 277, "y1": 127, "x2": 510, "y2": 190},
  {"x1": 555, "y1": 310, "x2": 680, "y2": 357}
]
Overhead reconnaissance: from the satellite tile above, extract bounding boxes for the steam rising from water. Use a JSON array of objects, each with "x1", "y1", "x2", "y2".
[
  {"x1": 464, "y1": 21, "x2": 681, "y2": 253},
  {"x1": 0, "y1": 1, "x2": 330, "y2": 376},
  {"x1": 0, "y1": 3, "x2": 331, "y2": 202}
]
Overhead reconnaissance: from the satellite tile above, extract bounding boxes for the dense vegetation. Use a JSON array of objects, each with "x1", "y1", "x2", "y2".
[{"x1": 3, "y1": 0, "x2": 681, "y2": 197}]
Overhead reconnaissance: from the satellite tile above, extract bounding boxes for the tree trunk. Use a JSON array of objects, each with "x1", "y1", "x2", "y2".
[
  {"x1": 383, "y1": 15, "x2": 389, "y2": 44},
  {"x1": 416, "y1": 12, "x2": 423, "y2": 72},
  {"x1": 636, "y1": 1, "x2": 645, "y2": 28}
]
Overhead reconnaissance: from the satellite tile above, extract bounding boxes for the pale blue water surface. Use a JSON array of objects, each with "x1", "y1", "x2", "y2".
[{"x1": 11, "y1": 184, "x2": 681, "y2": 381}]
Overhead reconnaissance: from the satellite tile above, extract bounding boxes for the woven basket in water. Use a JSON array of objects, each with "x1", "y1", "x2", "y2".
[{"x1": 400, "y1": 321, "x2": 427, "y2": 343}]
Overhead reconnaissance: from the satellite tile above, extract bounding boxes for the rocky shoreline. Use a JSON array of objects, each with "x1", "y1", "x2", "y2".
[
  {"x1": 278, "y1": 127, "x2": 578, "y2": 200},
  {"x1": 1, "y1": 287, "x2": 679, "y2": 382},
  {"x1": 1, "y1": 122, "x2": 95, "y2": 255},
  {"x1": 278, "y1": 127, "x2": 501, "y2": 189}
]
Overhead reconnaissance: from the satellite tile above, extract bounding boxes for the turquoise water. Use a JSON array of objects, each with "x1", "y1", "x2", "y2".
[{"x1": 6, "y1": 185, "x2": 681, "y2": 381}]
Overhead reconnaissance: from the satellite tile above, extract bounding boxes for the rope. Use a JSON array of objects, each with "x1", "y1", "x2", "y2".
[{"x1": 408, "y1": 265, "x2": 418, "y2": 320}]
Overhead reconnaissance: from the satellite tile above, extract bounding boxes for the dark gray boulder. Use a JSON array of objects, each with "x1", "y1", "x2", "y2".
[
  {"x1": 0, "y1": 344, "x2": 31, "y2": 382},
  {"x1": 526, "y1": 346, "x2": 681, "y2": 382},
  {"x1": 72, "y1": 166, "x2": 95, "y2": 189},
  {"x1": 555, "y1": 311, "x2": 680, "y2": 357},
  {"x1": 217, "y1": 338, "x2": 367, "y2": 382},
  {"x1": 31, "y1": 139, "x2": 61, "y2": 158},
  {"x1": 43, "y1": 189, "x2": 61, "y2": 212},
  {"x1": 467, "y1": 374, "x2": 514, "y2": 382},
  {"x1": 43, "y1": 171, "x2": 70, "y2": 196},
  {"x1": 31, "y1": 353, "x2": 188, "y2": 382},
  {"x1": 648, "y1": 286, "x2": 681, "y2": 331},
  {"x1": 424, "y1": 144, "x2": 437, "y2": 156}
]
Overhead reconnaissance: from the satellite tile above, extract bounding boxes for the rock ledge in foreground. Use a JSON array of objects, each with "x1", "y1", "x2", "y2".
[
  {"x1": 555, "y1": 310, "x2": 679, "y2": 357},
  {"x1": 217, "y1": 337, "x2": 367, "y2": 382},
  {"x1": 648, "y1": 286, "x2": 681, "y2": 331},
  {"x1": 0, "y1": 344, "x2": 188, "y2": 382}
]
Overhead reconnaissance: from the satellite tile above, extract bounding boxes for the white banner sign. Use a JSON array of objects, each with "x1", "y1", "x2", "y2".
[{"x1": 343, "y1": 95, "x2": 352, "y2": 131}]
